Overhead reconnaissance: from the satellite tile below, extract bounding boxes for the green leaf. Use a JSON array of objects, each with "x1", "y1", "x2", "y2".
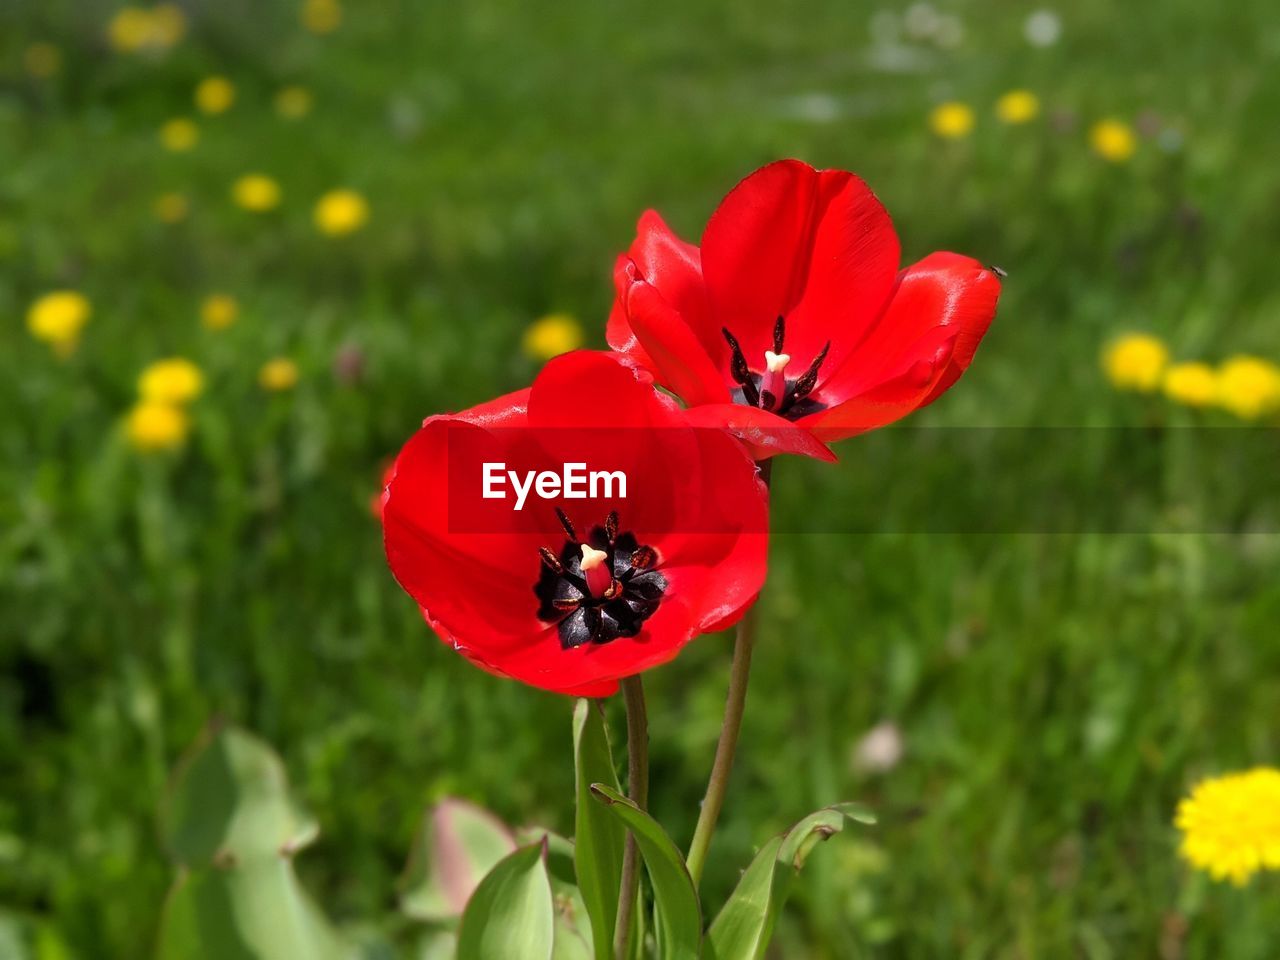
[
  {"x1": 706, "y1": 804, "x2": 877, "y2": 960},
  {"x1": 157, "y1": 857, "x2": 352, "y2": 960},
  {"x1": 163, "y1": 723, "x2": 317, "y2": 867},
  {"x1": 589, "y1": 784, "x2": 702, "y2": 959},
  {"x1": 572, "y1": 699, "x2": 626, "y2": 960},
  {"x1": 400, "y1": 798, "x2": 517, "y2": 922},
  {"x1": 517, "y1": 829, "x2": 596, "y2": 960},
  {"x1": 457, "y1": 841, "x2": 555, "y2": 960}
]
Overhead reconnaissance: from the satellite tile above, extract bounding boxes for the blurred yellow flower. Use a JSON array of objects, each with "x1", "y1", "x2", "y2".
[
  {"x1": 302, "y1": 0, "x2": 343, "y2": 33},
  {"x1": 126, "y1": 401, "x2": 189, "y2": 451},
  {"x1": 201, "y1": 294, "x2": 240, "y2": 330},
  {"x1": 24, "y1": 42, "x2": 62, "y2": 78},
  {"x1": 1102, "y1": 333, "x2": 1169, "y2": 392},
  {"x1": 1176, "y1": 767, "x2": 1280, "y2": 885},
  {"x1": 1216, "y1": 355, "x2": 1280, "y2": 420},
  {"x1": 159, "y1": 117, "x2": 198, "y2": 152},
  {"x1": 995, "y1": 89, "x2": 1040, "y2": 125},
  {"x1": 313, "y1": 189, "x2": 369, "y2": 236},
  {"x1": 1162, "y1": 362, "x2": 1217, "y2": 408},
  {"x1": 260, "y1": 357, "x2": 300, "y2": 391},
  {"x1": 231, "y1": 174, "x2": 281, "y2": 212},
  {"x1": 274, "y1": 85, "x2": 313, "y2": 120},
  {"x1": 1090, "y1": 119, "x2": 1137, "y2": 163},
  {"x1": 522, "y1": 313, "x2": 583, "y2": 360},
  {"x1": 138, "y1": 358, "x2": 204, "y2": 405},
  {"x1": 107, "y1": 5, "x2": 185, "y2": 53},
  {"x1": 929, "y1": 102, "x2": 975, "y2": 139},
  {"x1": 195, "y1": 75, "x2": 235, "y2": 115},
  {"x1": 27, "y1": 291, "x2": 91, "y2": 356},
  {"x1": 153, "y1": 192, "x2": 189, "y2": 224}
]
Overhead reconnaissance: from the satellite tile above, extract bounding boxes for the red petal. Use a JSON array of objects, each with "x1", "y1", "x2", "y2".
[
  {"x1": 607, "y1": 211, "x2": 711, "y2": 374},
  {"x1": 612, "y1": 258, "x2": 729, "y2": 408},
  {"x1": 822, "y1": 252, "x2": 1002, "y2": 405},
  {"x1": 679, "y1": 403, "x2": 837, "y2": 462},
  {"x1": 701, "y1": 159, "x2": 900, "y2": 380}
]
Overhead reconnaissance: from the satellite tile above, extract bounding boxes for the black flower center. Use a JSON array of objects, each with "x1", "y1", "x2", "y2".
[
  {"x1": 723, "y1": 315, "x2": 830, "y2": 420},
  {"x1": 534, "y1": 509, "x2": 667, "y2": 649}
]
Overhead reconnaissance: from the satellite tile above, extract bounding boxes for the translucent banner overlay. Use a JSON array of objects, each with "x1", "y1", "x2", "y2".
[{"x1": 442, "y1": 425, "x2": 1280, "y2": 534}]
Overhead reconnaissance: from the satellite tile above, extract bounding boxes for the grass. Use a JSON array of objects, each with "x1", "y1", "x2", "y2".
[{"x1": 2, "y1": 0, "x2": 1280, "y2": 956}]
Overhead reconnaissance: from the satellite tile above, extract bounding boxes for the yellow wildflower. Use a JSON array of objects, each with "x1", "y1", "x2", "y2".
[
  {"x1": 1161, "y1": 362, "x2": 1217, "y2": 408},
  {"x1": 522, "y1": 313, "x2": 583, "y2": 361},
  {"x1": 159, "y1": 117, "x2": 198, "y2": 152},
  {"x1": 313, "y1": 189, "x2": 369, "y2": 236},
  {"x1": 1090, "y1": 119, "x2": 1137, "y2": 163},
  {"x1": 195, "y1": 75, "x2": 235, "y2": 115},
  {"x1": 231, "y1": 174, "x2": 281, "y2": 212},
  {"x1": 126, "y1": 402, "x2": 189, "y2": 451},
  {"x1": 201, "y1": 294, "x2": 240, "y2": 330},
  {"x1": 153, "y1": 192, "x2": 189, "y2": 224},
  {"x1": 929, "y1": 101, "x2": 975, "y2": 139},
  {"x1": 995, "y1": 90, "x2": 1040, "y2": 125},
  {"x1": 302, "y1": 0, "x2": 342, "y2": 33},
  {"x1": 107, "y1": 5, "x2": 185, "y2": 53},
  {"x1": 24, "y1": 42, "x2": 62, "y2": 78},
  {"x1": 1216, "y1": 355, "x2": 1280, "y2": 420},
  {"x1": 138, "y1": 358, "x2": 204, "y2": 405},
  {"x1": 27, "y1": 291, "x2": 91, "y2": 356},
  {"x1": 1176, "y1": 767, "x2": 1280, "y2": 885},
  {"x1": 1102, "y1": 333, "x2": 1168, "y2": 392},
  {"x1": 274, "y1": 85, "x2": 313, "y2": 120},
  {"x1": 259, "y1": 357, "x2": 299, "y2": 391}
]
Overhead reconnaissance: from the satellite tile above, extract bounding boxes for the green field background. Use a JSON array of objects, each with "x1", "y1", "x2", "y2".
[{"x1": 3, "y1": 0, "x2": 1279, "y2": 956}]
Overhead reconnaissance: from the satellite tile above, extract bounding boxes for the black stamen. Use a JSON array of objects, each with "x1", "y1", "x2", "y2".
[
  {"x1": 773, "y1": 316, "x2": 785, "y2": 354},
  {"x1": 605, "y1": 510, "x2": 618, "y2": 543},
  {"x1": 630, "y1": 545, "x2": 657, "y2": 569},
  {"x1": 790, "y1": 341, "x2": 830, "y2": 401},
  {"x1": 759, "y1": 389, "x2": 777, "y2": 411},
  {"x1": 555, "y1": 508, "x2": 576, "y2": 541},
  {"x1": 538, "y1": 546, "x2": 563, "y2": 574},
  {"x1": 989, "y1": 264, "x2": 1008, "y2": 279},
  {"x1": 552, "y1": 597, "x2": 581, "y2": 611},
  {"x1": 722, "y1": 328, "x2": 751, "y2": 385}
]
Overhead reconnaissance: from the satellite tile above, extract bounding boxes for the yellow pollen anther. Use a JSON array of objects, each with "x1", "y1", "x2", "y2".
[
  {"x1": 765, "y1": 350, "x2": 790, "y2": 373},
  {"x1": 580, "y1": 544, "x2": 608, "y2": 571}
]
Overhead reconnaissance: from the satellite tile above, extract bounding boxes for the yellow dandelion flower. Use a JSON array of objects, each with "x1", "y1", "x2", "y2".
[
  {"x1": 107, "y1": 8, "x2": 153, "y2": 52},
  {"x1": 313, "y1": 189, "x2": 369, "y2": 236},
  {"x1": 1090, "y1": 119, "x2": 1137, "y2": 163},
  {"x1": 522, "y1": 313, "x2": 583, "y2": 361},
  {"x1": 929, "y1": 101, "x2": 975, "y2": 139},
  {"x1": 24, "y1": 42, "x2": 62, "y2": 79},
  {"x1": 231, "y1": 174, "x2": 281, "y2": 212},
  {"x1": 107, "y1": 5, "x2": 185, "y2": 53},
  {"x1": 149, "y1": 3, "x2": 187, "y2": 46},
  {"x1": 1161, "y1": 362, "x2": 1217, "y2": 408},
  {"x1": 259, "y1": 357, "x2": 299, "y2": 391},
  {"x1": 1102, "y1": 333, "x2": 1169, "y2": 392},
  {"x1": 126, "y1": 401, "x2": 189, "y2": 452},
  {"x1": 200, "y1": 294, "x2": 240, "y2": 330},
  {"x1": 995, "y1": 89, "x2": 1040, "y2": 125},
  {"x1": 194, "y1": 75, "x2": 235, "y2": 115},
  {"x1": 159, "y1": 117, "x2": 198, "y2": 152},
  {"x1": 274, "y1": 85, "x2": 313, "y2": 120},
  {"x1": 1176, "y1": 767, "x2": 1280, "y2": 885},
  {"x1": 27, "y1": 291, "x2": 91, "y2": 357},
  {"x1": 138, "y1": 357, "x2": 204, "y2": 405},
  {"x1": 153, "y1": 192, "x2": 189, "y2": 224},
  {"x1": 1216, "y1": 355, "x2": 1280, "y2": 420},
  {"x1": 302, "y1": 0, "x2": 342, "y2": 33}
]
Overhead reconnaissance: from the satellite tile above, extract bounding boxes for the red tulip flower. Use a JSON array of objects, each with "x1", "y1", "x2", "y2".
[
  {"x1": 607, "y1": 159, "x2": 1003, "y2": 460},
  {"x1": 382, "y1": 351, "x2": 769, "y2": 697}
]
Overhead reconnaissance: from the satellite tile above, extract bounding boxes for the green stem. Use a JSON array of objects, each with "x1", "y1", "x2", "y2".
[
  {"x1": 614, "y1": 675, "x2": 649, "y2": 960},
  {"x1": 686, "y1": 459, "x2": 772, "y2": 888}
]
